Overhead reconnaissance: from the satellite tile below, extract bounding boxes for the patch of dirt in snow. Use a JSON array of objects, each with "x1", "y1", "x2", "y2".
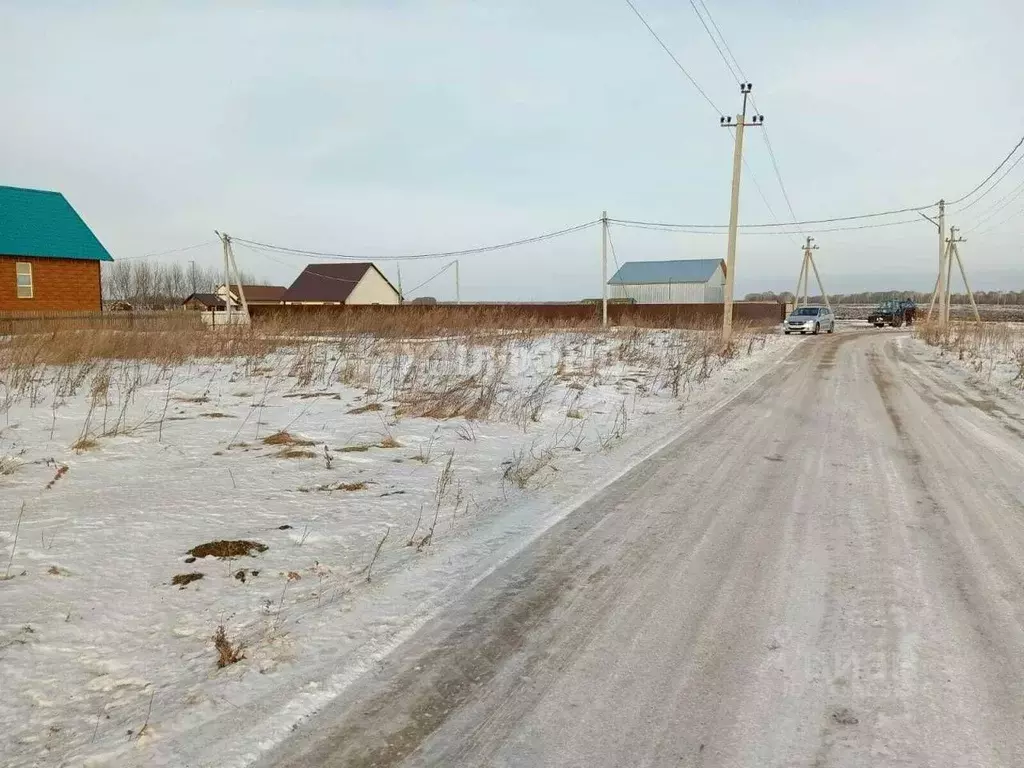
[{"x1": 188, "y1": 540, "x2": 269, "y2": 559}]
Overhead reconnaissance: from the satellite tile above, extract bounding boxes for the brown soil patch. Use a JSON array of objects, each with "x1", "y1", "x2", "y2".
[
  {"x1": 172, "y1": 572, "x2": 204, "y2": 588},
  {"x1": 188, "y1": 540, "x2": 268, "y2": 559},
  {"x1": 339, "y1": 444, "x2": 372, "y2": 453},
  {"x1": 200, "y1": 412, "x2": 233, "y2": 419}
]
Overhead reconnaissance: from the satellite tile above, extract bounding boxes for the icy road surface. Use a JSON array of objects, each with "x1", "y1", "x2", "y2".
[{"x1": 263, "y1": 329, "x2": 1024, "y2": 767}]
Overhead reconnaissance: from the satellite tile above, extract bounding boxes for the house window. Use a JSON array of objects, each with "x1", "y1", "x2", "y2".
[{"x1": 16, "y1": 262, "x2": 33, "y2": 299}]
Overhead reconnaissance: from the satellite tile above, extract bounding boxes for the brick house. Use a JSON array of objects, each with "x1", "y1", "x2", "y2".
[{"x1": 0, "y1": 185, "x2": 113, "y2": 313}]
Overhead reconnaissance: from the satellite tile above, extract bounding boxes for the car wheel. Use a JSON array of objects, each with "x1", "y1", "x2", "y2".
[
  {"x1": 784, "y1": 330, "x2": 790, "y2": 335},
  {"x1": 813, "y1": 323, "x2": 820, "y2": 335},
  {"x1": 827, "y1": 325, "x2": 834, "y2": 334}
]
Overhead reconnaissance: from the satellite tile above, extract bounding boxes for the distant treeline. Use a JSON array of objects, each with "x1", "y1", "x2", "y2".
[
  {"x1": 101, "y1": 260, "x2": 267, "y2": 309},
  {"x1": 743, "y1": 290, "x2": 1024, "y2": 305}
]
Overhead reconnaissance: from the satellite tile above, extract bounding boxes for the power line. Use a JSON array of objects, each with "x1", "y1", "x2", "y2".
[
  {"x1": 621, "y1": 0, "x2": 722, "y2": 114},
  {"x1": 238, "y1": 244, "x2": 364, "y2": 284},
  {"x1": 742, "y1": 152, "x2": 802, "y2": 246},
  {"x1": 696, "y1": 0, "x2": 747, "y2": 81},
  {"x1": 947, "y1": 132, "x2": 1024, "y2": 206},
  {"x1": 756, "y1": 125, "x2": 803, "y2": 232},
  {"x1": 116, "y1": 241, "x2": 218, "y2": 261},
  {"x1": 951, "y1": 150, "x2": 1024, "y2": 215},
  {"x1": 964, "y1": 177, "x2": 1024, "y2": 234},
  {"x1": 609, "y1": 199, "x2": 935, "y2": 229},
  {"x1": 972, "y1": 205, "x2": 1024, "y2": 237},
  {"x1": 605, "y1": 223, "x2": 634, "y2": 303},
  {"x1": 688, "y1": 0, "x2": 740, "y2": 84},
  {"x1": 626, "y1": 0, "x2": 800, "y2": 241},
  {"x1": 232, "y1": 220, "x2": 601, "y2": 262},
  {"x1": 405, "y1": 261, "x2": 457, "y2": 296},
  {"x1": 611, "y1": 216, "x2": 925, "y2": 235},
  {"x1": 688, "y1": 0, "x2": 805, "y2": 238}
]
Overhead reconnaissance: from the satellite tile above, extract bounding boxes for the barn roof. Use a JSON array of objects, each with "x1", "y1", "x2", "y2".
[
  {"x1": 282, "y1": 263, "x2": 399, "y2": 303},
  {"x1": 233, "y1": 285, "x2": 287, "y2": 302},
  {"x1": 0, "y1": 185, "x2": 113, "y2": 261},
  {"x1": 608, "y1": 259, "x2": 724, "y2": 285}
]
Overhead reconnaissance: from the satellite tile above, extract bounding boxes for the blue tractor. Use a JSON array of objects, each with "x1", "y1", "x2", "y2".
[{"x1": 867, "y1": 299, "x2": 916, "y2": 328}]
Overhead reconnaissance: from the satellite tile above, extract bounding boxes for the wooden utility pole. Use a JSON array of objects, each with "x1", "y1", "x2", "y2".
[
  {"x1": 720, "y1": 83, "x2": 764, "y2": 344},
  {"x1": 794, "y1": 237, "x2": 830, "y2": 310},
  {"x1": 601, "y1": 210, "x2": 609, "y2": 327}
]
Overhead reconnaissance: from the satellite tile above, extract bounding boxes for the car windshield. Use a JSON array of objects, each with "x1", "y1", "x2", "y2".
[{"x1": 792, "y1": 308, "x2": 819, "y2": 316}]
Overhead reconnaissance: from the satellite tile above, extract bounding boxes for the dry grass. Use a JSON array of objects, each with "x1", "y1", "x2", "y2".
[
  {"x1": 262, "y1": 431, "x2": 315, "y2": 447},
  {"x1": 275, "y1": 447, "x2": 317, "y2": 459},
  {"x1": 306, "y1": 481, "x2": 369, "y2": 492},
  {"x1": 71, "y1": 438, "x2": 99, "y2": 453},
  {"x1": 377, "y1": 437, "x2": 402, "y2": 449},
  {"x1": 171, "y1": 572, "x2": 204, "y2": 588},
  {"x1": 916, "y1": 320, "x2": 1024, "y2": 385},
  {"x1": 188, "y1": 540, "x2": 268, "y2": 559},
  {"x1": 212, "y1": 625, "x2": 245, "y2": 668},
  {"x1": 347, "y1": 403, "x2": 383, "y2": 414}
]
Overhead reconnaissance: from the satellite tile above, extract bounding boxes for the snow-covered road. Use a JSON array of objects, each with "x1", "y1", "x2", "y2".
[{"x1": 261, "y1": 329, "x2": 1024, "y2": 767}]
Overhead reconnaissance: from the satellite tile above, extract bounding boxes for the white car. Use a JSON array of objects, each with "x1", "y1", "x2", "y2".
[{"x1": 784, "y1": 305, "x2": 835, "y2": 335}]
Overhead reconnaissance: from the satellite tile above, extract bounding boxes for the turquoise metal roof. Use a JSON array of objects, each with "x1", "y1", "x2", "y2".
[
  {"x1": 0, "y1": 185, "x2": 113, "y2": 261},
  {"x1": 608, "y1": 259, "x2": 724, "y2": 285}
]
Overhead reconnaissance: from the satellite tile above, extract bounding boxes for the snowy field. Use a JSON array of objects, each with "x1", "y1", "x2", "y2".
[
  {"x1": 912, "y1": 321, "x2": 1024, "y2": 392},
  {"x1": 0, "y1": 326, "x2": 799, "y2": 767}
]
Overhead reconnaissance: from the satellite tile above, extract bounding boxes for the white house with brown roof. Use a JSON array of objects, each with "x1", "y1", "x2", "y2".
[
  {"x1": 281, "y1": 263, "x2": 401, "y2": 305},
  {"x1": 215, "y1": 284, "x2": 288, "y2": 307}
]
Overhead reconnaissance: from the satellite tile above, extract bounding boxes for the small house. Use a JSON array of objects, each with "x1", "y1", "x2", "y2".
[
  {"x1": 0, "y1": 185, "x2": 113, "y2": 313},
  {"x1": 216, "y1": 284, "x2": 287, "y2": 307},
  {"x1": 182, "y1": 293, "x2": 227, "y2": 311},
  {"x1": 608, "y1": 259, "x2": 726, "y2": 304},
  {"x1": 282, "y1": 263, "x2": 401, "y2": 305}
]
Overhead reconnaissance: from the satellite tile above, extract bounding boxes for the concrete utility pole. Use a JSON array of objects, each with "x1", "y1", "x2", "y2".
[
  {"x1": 601, "y1": 210, "x2": 609, "y2": 327},
  {"x1": 219, "y1": 232, "x2": 232, "y2": 326},
  {"x1": 946, "y1": 226, "x2": 981, "y2": 322},
  {"x1": 189, "y1": 260, "x2": 198, "y2": 294},
  {"x1": 720, "y1": 83, "x2": 764, "y2": 344},
  {"x1": 794, "y1": 237, "x2": 830, "y2": 311},
  {"x1": 217, "y1": 231, "x2": 248, "y2": 324},
  {"x1": 937, "y1": 199, "x2": 947, "y2": 327},
  {"x1": 396, "y1": 263, "x2": 404, "y2": 303},
  {"x1": 455, "y1": 259, "x2": 461, "y2": 304}
]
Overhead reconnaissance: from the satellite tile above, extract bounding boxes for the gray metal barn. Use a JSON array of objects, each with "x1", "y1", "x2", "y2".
[{"x1": 608, "y1": 259, "x2": 726, "y2": 304}]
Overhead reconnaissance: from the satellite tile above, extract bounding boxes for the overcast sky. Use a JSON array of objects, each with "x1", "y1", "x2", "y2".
[{"x1": 2, "y1": 0, "x2": 1023, "y2": 299}]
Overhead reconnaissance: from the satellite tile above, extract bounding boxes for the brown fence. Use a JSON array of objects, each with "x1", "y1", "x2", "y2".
[
  {"x1": 248, "y1": 302, "x2": 785, "y2": 329},
  {"x1": 0, "y1": 311, "x2": 203, "y2": 335}
]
